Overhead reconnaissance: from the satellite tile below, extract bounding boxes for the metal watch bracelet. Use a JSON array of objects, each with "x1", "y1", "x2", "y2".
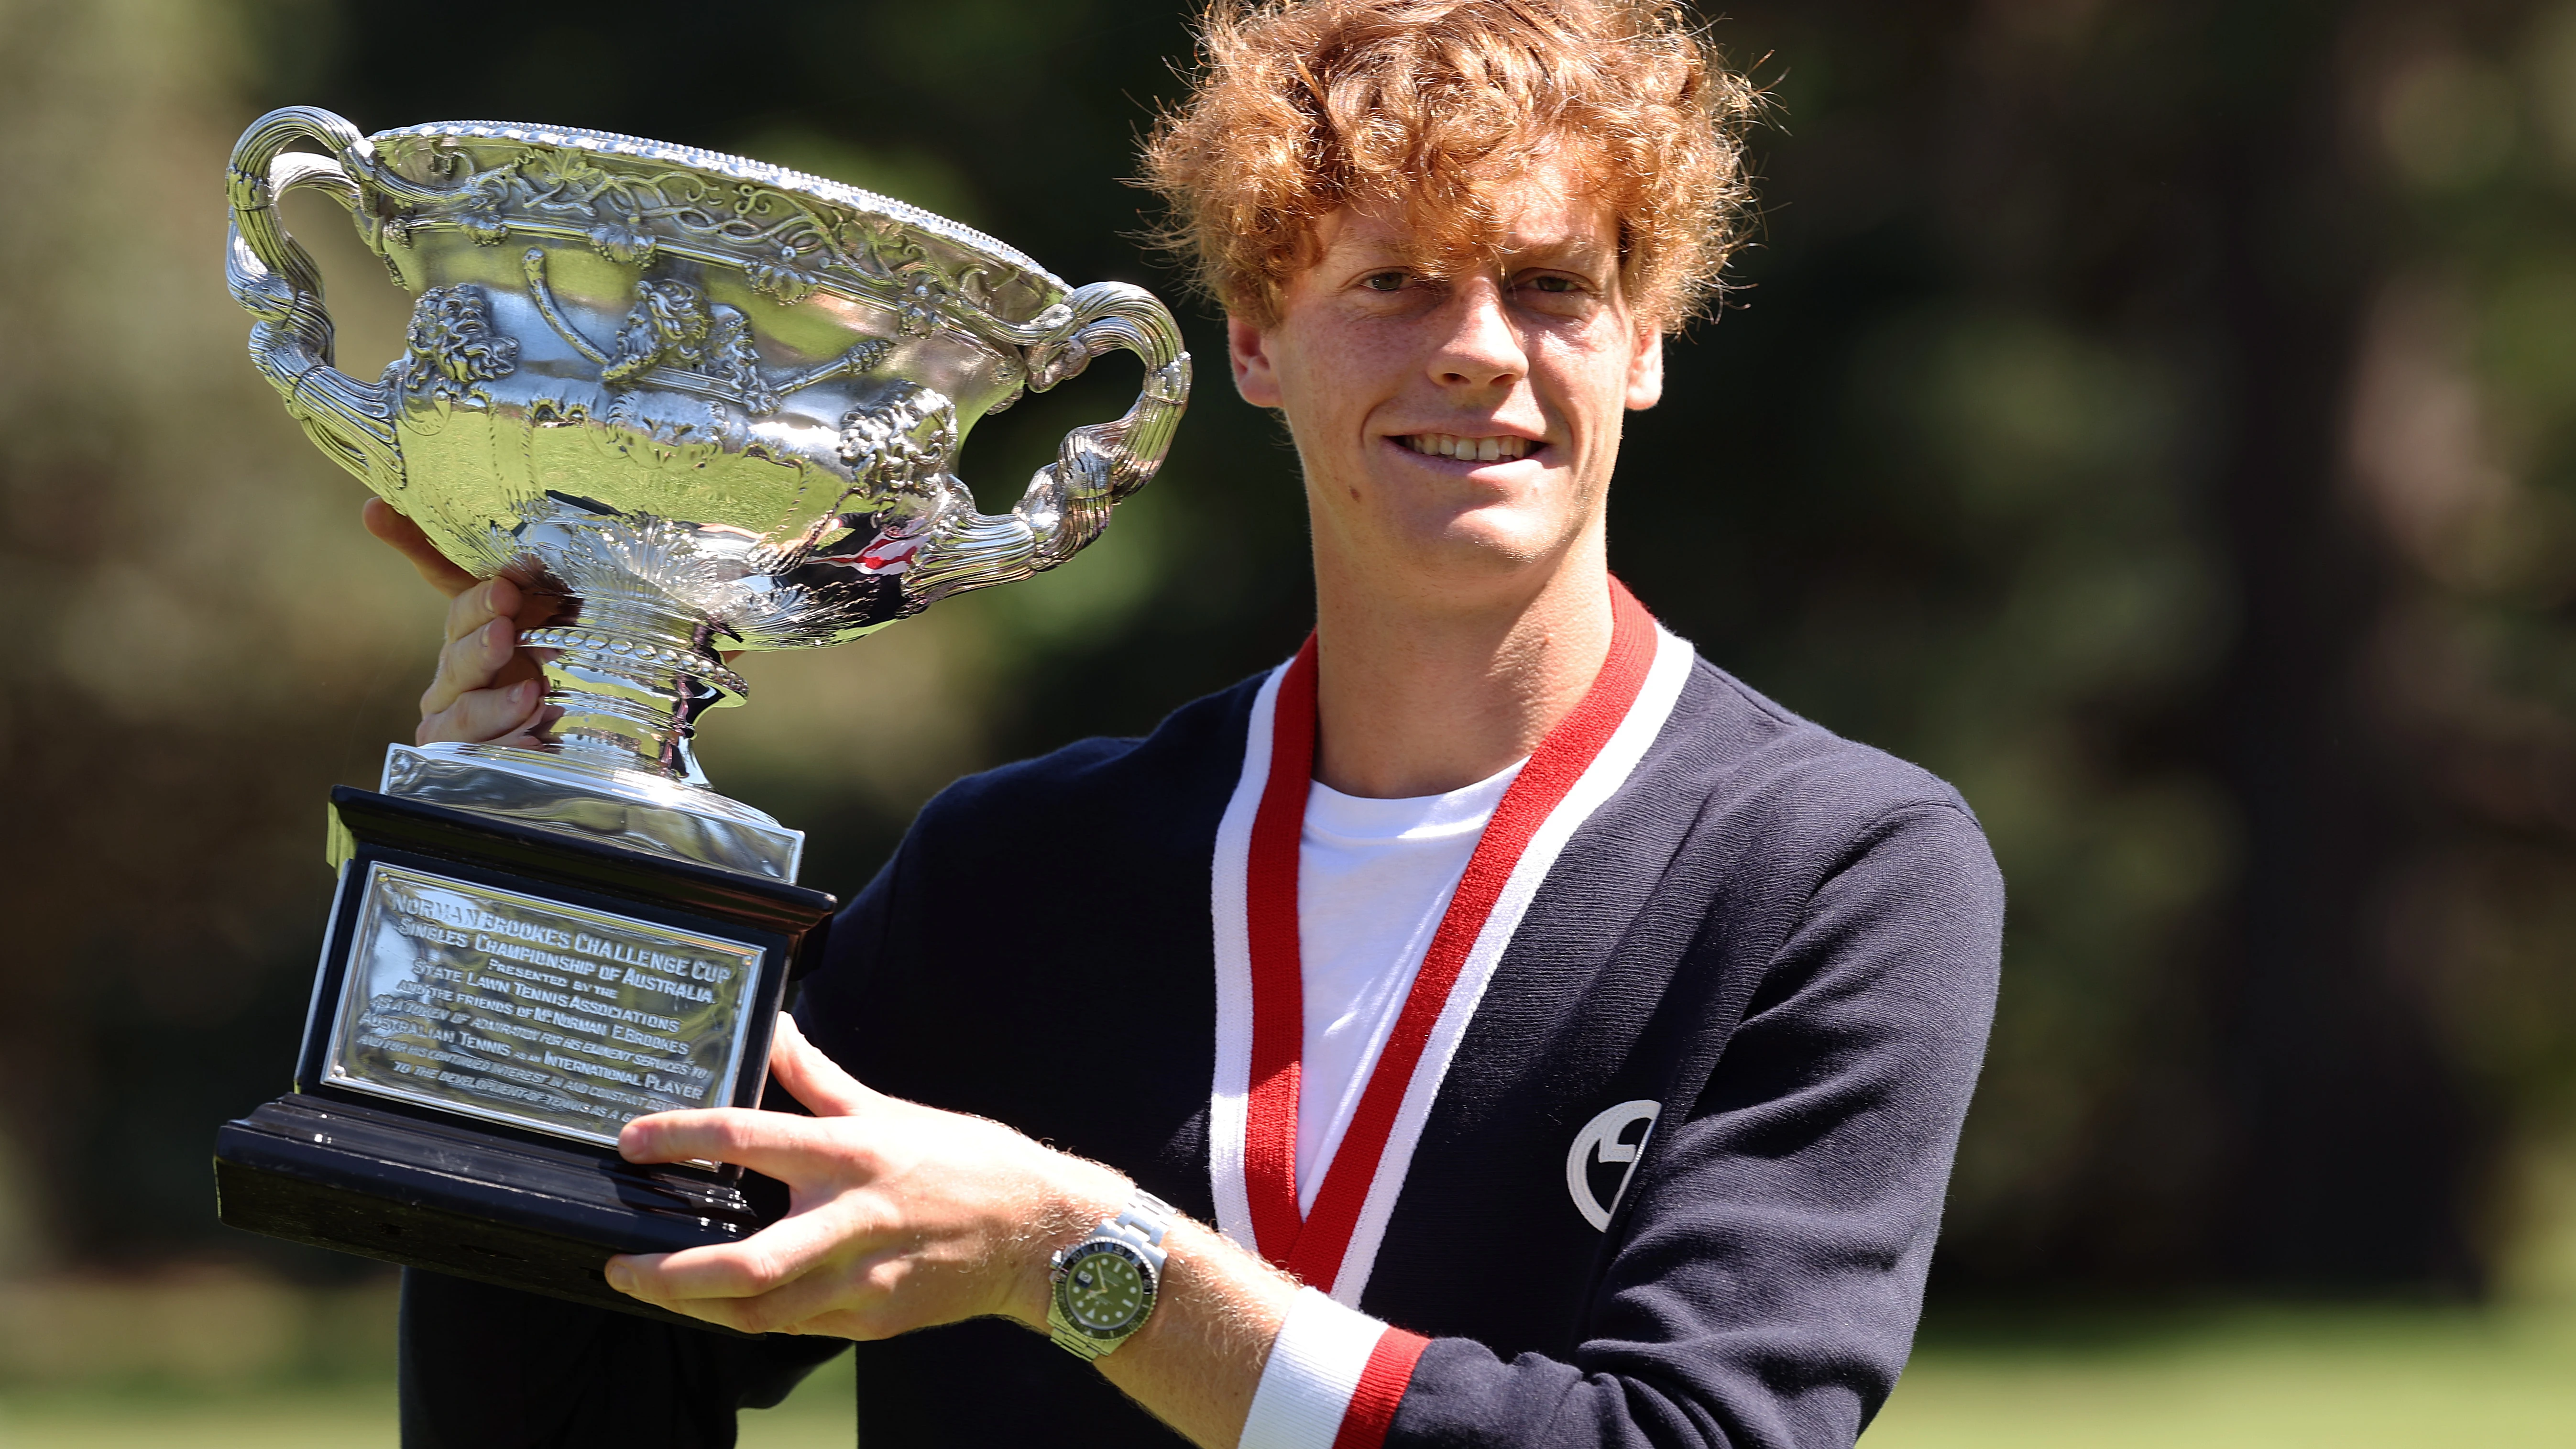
[{"x1": 1046, "y1": 1189, "x2": 1177, "y2": 1361}]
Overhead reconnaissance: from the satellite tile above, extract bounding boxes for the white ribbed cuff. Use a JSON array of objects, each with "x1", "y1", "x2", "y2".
[{"x1": 1239, "y1": 1287, "x2": 1389, "y2": 1449}]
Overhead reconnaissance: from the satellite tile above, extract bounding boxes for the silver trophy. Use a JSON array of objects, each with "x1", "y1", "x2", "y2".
[{"x1": 211, "y1": 107, "x2": 1187, "y2": 1315}]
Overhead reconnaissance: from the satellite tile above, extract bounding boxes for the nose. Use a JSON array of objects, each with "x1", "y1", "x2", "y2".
[{"x1": 1428, "y1": 276, "x2": 1526, "y2": 391}]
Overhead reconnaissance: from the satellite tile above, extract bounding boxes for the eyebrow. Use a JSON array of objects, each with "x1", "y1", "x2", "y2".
[
  {"x1": 1324, "y1": 234, "x2": 1615, "y2": 277},
  {"x1": 1500, "y1": 239, "x2": 1612, "y2": 272}
]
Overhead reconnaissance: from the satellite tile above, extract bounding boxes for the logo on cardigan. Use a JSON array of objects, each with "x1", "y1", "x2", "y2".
[{"x1": 1566, "y1": 1099, "x2": 1661, "y2": 1231}]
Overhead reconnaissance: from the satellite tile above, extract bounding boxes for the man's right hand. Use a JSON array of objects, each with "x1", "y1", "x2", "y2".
[{"x1": 364, "y1": 498, "x2": 564, "y2": 749}]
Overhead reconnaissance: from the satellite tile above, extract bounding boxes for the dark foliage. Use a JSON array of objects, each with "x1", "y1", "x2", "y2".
[{"x1": 6, "y1": 0, "x2": 2569, "y2": 1296}]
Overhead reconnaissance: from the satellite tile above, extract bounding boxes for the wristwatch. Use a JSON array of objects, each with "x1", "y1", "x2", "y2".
[{"x1": 1046, "y1": 1189, "x2": 1176, "y2": 1361}]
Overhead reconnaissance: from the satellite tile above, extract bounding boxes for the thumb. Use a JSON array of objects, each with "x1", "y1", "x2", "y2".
[
  {"x1": 362, "y1": 497, "x2": 478, "y2": 597},
  {"x1": 768, "y1": 1015, "x2": 876, "y2": 1117}
]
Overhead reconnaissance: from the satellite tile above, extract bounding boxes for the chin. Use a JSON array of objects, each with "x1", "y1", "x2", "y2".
[{"x1": 1389, "y1": 513, "x2": 1574, "y2": 579}]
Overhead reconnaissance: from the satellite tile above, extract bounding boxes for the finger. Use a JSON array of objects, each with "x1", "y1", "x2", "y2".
[
  {"x1": 618, "y1": 1106, "x2": 846, "y2": 1181},
  {"x1": 363, "y1": 498, "x2": 478, "y2": 597},
  {"x1": 605, "y1": 1284, "x2": 767, "y2": 1335},
  {"x1": 421, "y1": 614, "x2": 523, "y2": 720},
  {"x1": 660, "y1": 1259, "x2": 885, "y2": 1337},
  {"x1": 458, "y1": 704, "x2": 562, "y2": 754},
  {"x1": 768, "y1": 1017, "x2": 878, "y2": 1118},
  {"x1": 515, "y1": 702, "x2": 566, "y2": 746},
  {"x1": 417, "y1": 679, "x2": 545, "y2": 747},
  {"x1": 608, "y1": 1207, "x2": 871, "y2": 1306},
  {"x1": 441, "y1": 573, "x2": 570, "y2": 648},
  {"x1": 622, "y1": 1247, "x2": 896, "y2": 1338},
  {"x1": 440, "y1": 575, "x2": 517, "y2": 648},
  {"x1": 605, "y1": 1270, "x2": 848, "y2": 1338}
]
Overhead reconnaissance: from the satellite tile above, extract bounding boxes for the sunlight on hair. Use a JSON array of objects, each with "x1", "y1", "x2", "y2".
[{"x1": 1140, "y1": 0, "x2": 1761, "y2": 331}]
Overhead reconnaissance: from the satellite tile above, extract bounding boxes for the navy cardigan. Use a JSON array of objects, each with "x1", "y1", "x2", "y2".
[{"x1": 399, "y1": 652, "x2": 2002, "y2": 1449}]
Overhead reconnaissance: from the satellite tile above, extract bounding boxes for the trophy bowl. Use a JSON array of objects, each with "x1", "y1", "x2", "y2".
[
  {"x1": 212, "y1": 107, "x2": 1189, "y2": 1321},
  {"x1": 226, "y1": 105, "x2": 1189, "y2": 878}
]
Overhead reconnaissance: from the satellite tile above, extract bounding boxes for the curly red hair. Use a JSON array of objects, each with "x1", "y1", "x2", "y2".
[{"x1": 1139, "y1": 0, "x2": 1759, "y2": 331}]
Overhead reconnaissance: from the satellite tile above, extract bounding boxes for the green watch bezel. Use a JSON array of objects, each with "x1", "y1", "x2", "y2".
[{"x1": 1052, "y1": 1236, "x2": 1160, "y2": 1341}]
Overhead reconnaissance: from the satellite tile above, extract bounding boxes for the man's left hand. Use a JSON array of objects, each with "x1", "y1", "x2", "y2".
[{"x1": 604, "y1": 1017, "x2": 1129, "y2": 1339}]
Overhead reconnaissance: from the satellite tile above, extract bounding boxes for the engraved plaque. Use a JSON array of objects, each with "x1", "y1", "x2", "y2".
[{"x1": 324, "y1": 863, "x2": 767, "y2": 1148}]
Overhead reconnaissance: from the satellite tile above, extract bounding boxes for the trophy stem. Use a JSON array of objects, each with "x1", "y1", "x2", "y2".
[{"x1": 519, "y1": 600, "x2": 747, "y2": 785}]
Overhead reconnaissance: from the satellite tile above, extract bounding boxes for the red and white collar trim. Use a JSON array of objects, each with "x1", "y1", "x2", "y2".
[{"x1": 1208, "y1": 582, "x2": 1695, "y2": 1305}]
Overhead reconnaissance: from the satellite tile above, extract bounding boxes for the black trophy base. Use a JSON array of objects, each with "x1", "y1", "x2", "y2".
[
  {"x1": 217, "y1": 1093, "x2": 774, "y2": 1333},
  {"x1": 212, "y1": 783, "x2": 835, "y2": 1331}
]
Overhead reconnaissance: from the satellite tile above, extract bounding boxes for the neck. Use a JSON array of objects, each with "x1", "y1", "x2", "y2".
[{"x1": 1308, "y1": 533, "x2": 1616, "y2": 799}]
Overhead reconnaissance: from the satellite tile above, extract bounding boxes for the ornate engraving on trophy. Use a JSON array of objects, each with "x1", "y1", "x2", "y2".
[
  {"x1": 369, "y1": 129, "x2": 997, "y2": 327},
  {"x1": 392, "y1": 285, "x2": 519, "y2": 403},
  {"x1": 324, "y1": 863, "x2": 766, "y2": 1148},
  {"x1": 512, "y1": 248, "x2": 896, "y2": 419}
]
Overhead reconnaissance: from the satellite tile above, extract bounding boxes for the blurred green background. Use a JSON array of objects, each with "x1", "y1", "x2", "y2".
[{"x1": 2, "y1": 0, "x2": 2574, "y2": 1442}]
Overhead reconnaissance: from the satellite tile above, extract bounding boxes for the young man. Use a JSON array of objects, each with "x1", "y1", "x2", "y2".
[{"x1": 386, "y1": 3, "x2": 2002, "y2": 1446}]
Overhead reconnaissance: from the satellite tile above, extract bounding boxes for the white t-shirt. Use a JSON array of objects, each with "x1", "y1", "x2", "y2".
[{"x1": 1293, "y1": 758, "x2": 1524, "y2": 1212}]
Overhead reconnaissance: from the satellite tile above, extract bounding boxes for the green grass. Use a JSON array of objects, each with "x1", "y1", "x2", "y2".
[
  {"x1": 0, "y1": 1352, "x2": 857, "y2": 1449},
  {"x1": 0, "y1": 1302, "x2": 2568, "y2": 1447},
  {"x1": 1865, "y1": 1301, "x2": 2576, "y2": 1448},
  {"x1": 738, "y1": 1351, "x2": 856, "y2": 1449}
]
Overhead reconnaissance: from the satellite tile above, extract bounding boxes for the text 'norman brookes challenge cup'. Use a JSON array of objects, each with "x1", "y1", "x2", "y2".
[{"x1": 210, "y1": 107, "x2": 1188, "y2": 1319}]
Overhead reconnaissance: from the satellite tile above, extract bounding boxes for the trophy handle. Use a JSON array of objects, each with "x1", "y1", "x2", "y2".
[
  {"x1": 226, "y1": 106, "x2": 401, "y2": 486},
  {"x1": 902, "y1": 282, "x2": 1191, "y2": 605}
]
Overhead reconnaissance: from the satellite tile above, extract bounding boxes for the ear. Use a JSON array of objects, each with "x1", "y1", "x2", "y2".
[
  {"x1": 1228, "y1": 312, "x2": 1285, "y2": 409},
  {"x1": 1624, "y1": 325, "x2": 1664, "y2": 411}
]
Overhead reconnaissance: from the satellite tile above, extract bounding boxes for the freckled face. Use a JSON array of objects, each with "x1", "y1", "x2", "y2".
[{"x1": 1228, "y1": 154, "x2": 1664, "y2": 594}]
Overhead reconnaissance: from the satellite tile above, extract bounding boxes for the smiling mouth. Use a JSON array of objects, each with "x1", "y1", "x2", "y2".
[{"x1": 1398, "y1": 433, "x2": 1536, "y2": 462}]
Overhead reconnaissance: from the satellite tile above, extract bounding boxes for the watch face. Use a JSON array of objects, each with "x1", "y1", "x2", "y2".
[{"x1": 1059, "y1": 1243, "x2": 1151, "y2": 1336}]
